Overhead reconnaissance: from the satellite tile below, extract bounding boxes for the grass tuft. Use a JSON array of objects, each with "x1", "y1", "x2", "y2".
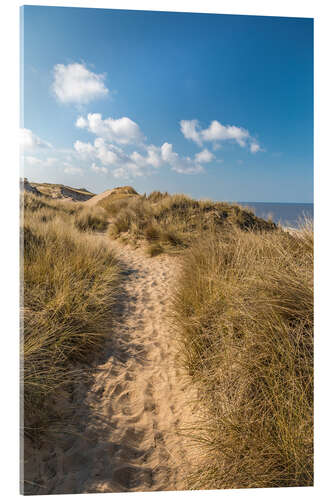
[
  {"x1": 172, "y1": 220, "x2": 313, "y2": 489},
  {"x1": 74, "y1": 206, "x2": 108, "y2": 232},
  {"x1": 22, "y1": 193, "x2": 119, "y2": 439},
  {"x1": 147, "y1": 242, "x2": 164, "y2": 257}
]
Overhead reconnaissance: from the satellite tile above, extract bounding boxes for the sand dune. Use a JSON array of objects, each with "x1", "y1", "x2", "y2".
[
  {"x1": 83, "y1": 189, "x2": 114, "y2": 206},
  {"x1": 25, "y1": 236, "x2": 200, "y2": 494}
]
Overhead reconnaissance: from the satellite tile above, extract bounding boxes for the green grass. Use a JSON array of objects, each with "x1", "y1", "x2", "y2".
[{"x1": 172, "y1": 221, "x2": 313, "y2": 489}]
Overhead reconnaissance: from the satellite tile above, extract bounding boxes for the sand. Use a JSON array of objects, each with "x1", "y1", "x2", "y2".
[
  {"x1": 83, "y1": 189, "x2": 115, "y2": 206},
  {"x1": 24, "y1": 237, "x2": 200, "y2": 494}
]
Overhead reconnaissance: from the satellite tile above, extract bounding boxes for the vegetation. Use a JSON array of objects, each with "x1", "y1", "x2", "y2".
[
  {"x1": 22, "y1": 184, "x2": 313, "y2": 491},
  {"x1": 74, "y1": 206, "x2": 109, "y2": 232},
  {"x1": 101, "y1": 190, "x2": 276, "y2": 255},
  {"x1": 22, "y1": 193, "x2": 119, "y2": 439},
  {"x1": 172, "y1": 221, "x2": 313, "y2": 489}
]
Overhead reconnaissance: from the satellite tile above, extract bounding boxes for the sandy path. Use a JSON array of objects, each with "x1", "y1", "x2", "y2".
[{"x1": 25, "y1": 238, "x2": 200, "y2": 494}]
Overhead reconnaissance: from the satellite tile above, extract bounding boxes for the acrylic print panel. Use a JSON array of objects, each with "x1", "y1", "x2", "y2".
[{"x1": 21, "y1": 4, "x2": 314, "y2": 495}]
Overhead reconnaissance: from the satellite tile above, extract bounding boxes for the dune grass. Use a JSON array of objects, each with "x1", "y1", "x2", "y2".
[
  {"x1": 74, "y1": 206, "x2": 109, "y2": 232},
  {"x1": 172, "y1": 221, "x2": 313, "y2": 489},
  {"x1": 22, "y1": 193, "x2": 119, "y2": 439},
  {"x1": 102, "y1": 191, "x2": 276, "y2": 255}
]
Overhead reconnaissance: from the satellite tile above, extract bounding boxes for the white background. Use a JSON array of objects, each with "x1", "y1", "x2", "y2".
[{"x1": 0, "y1": 0, "x2": 331, "y2": 498}]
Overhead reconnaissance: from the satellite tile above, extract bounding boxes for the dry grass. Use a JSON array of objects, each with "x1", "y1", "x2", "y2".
[
  {"x1": 74, "y1": 206, "x2": 108, "y2": 232},
  {"x1": 172, "y1": 220, "x2": 313, "y2": 489},
  {"x1": 22, "y1": 193, "x2": 119, "y2": 439},
  {"x1": 103, "y1": 191, "x2": 276, "y2": 254}
]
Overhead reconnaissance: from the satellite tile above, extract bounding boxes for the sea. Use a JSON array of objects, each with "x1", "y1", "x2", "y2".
[{"x1": 236, "y1": 202, "x2": 314, "y2": 229}]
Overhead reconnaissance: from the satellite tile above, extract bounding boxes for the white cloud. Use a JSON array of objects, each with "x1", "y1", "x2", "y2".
[
  {"x1": 202, "y1": 121, "x2": 249, "y2": 146},
  {"x1": 72, "y1": 115, "x2": 211, "y2": 178},
  {"x1": 180, "y1": 119, "x2": 202, "y2": 146},
  {"x1": 180, "y1": 119, "x2": 262, "y2": 152},
  {"x1": 75, "y1": 116, "x2": 88, "y2": 128},
  {"x1": 64, "y1": 163, "x2": 83, "y2": 175},
  {"x1": 195, "y1": 149, "x2": 215, "y2": 164},
  {"x1": 76, "y1": 113, "x2": 143, "y2": 144},
  {"x1": 171, "y1": 162, "x2": 204, "y2": 175},
  {"x1": 112, "y1": 163, "x2": 144, "y2": 179},
  {"x1": 161, "y1": 142, "x2": 204, "y2": 175},
  {"x1": 161, "y1": 142, "x2": 178, "y2": 163},
  {"x1": 24, "y1": 156, "x2": 57, "y2": 167},
  {"x1": 20, "y1": 128, "x2": 52, "y2": 150},
  {"x1": 91, "y1": 163, "x2": 108, "y2": 174},
  {"x1": 74, "y1": 140, "x2": 95, "y2": 156},
  {"x1": 52, "y1": 63, "x2": 108, "y2": 105},
  {"x1": 74, "y1": 138, "x2": 120, "y2": 165},
  {"x1": 250, "y1": 142, "x2": 261, "y2": 153},
  {"x1": 94, "y1": 138, "x2": 119, "y2": 165},
  {"x1": 112, "y1": 167, "x2": 128, "y2": 179}
]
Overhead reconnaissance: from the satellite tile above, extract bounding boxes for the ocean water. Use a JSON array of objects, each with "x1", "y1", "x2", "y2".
[{"x1": 236, "y1": 202, "x2": 314, "y2": 228}]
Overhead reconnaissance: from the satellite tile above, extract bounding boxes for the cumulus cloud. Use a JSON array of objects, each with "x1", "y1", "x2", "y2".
[
  {"x1": 94, "y1": 138, "x2": 119, "y2": 165},
  {"x1": 180, "y1": 119, "x2": 202, "y2": 146},
  {"x1": 250, "y1": 142, "x2": 261, "y2": 153},
  {"x1": 161, "y1": 142, "x2": 205, "y2": 175},
  {"x1": 74, "y1": 138, "x2": 120, "y2": 166},
  {"x1": 75, "y1": 113, "x2": 143, "y2": 144},
  {"x1": 20, "y1": 128, "x2": 52, "y2": 150},
  {"x1": 161, "y1": 142, "x2": 178, "y2": 163},
  {"x1": 180, "y1": 119, "x2": 262, "y2": 152},
  {"x1": 112, "y1": 163, "x2": 145, "y2": 179},
  {"x1": 195, "y1": 149, "x2": 215, "y2": 163},
  {"x1": 73, "y1": 114, "x2": 215, "y2": 178},
  {"x1": 52, "y1": 63, "x2": 108, "y2": 105},
  {"x1": 201, "y1": 121, "x2": 249, "y2": 146},
  {"x1": 130, "y1": 147, "x2": 161, "y2": 169},
  {"x1": 74, "y1": 140, "x2": 95, "y2": 156},
  {"x1": 91, "y1": 163, "x2": 108, "y2": 174}
]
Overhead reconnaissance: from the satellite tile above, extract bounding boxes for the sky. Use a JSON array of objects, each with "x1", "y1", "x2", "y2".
[{"x1": 21, "y1": 6, "x2": 313, "y2": 202}]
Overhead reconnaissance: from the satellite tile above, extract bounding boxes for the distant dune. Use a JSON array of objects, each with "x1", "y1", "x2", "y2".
[
  {"x1": 84, "y1": 186, "x2": 139, "y2": 206},
  {"x1": 23, "y1": 179, "x2": 96, "y2": 202}
]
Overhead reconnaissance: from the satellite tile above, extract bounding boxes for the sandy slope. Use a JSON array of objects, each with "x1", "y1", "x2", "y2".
[
  {"x1": 24, "y1": 237, "x2": 200, "y2": 494},
  {"x1": 83, "y1": 189, "x2": 115, "y2": 206}
]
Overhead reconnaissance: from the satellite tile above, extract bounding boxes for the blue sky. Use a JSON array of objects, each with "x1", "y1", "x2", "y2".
[{"x1": 21, "y1": 6, "x2": 313, "y2": 202}]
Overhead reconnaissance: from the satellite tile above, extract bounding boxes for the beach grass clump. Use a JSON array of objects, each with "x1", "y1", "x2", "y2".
[
  {"x1": 103, "y1": 190, "x2": 276, "y2": 255},
  {"x1": 173, "y1": 221, "x2": 313, "y2": 489},
  {"x1": 74, "y1": 206, "x2": 108, "y2": 232},
  {"x1": 147, "y1": 242, "x2": 164, "y2": 257},
  {"x1": 22, "y1": 193, "x2": 120, "y2": 438}
]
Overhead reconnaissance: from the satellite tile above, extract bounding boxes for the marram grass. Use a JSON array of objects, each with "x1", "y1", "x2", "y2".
[{"x1": 172, "y1": 221, "x2": 313, "y2": 489}]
